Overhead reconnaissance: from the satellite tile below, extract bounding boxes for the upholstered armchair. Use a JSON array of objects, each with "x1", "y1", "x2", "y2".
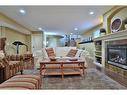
[
  {"x1": 7, "y1": 54, "x2": 24, "y2": 73},
  {"x1": 0, "y1": 37, "x2": 24, "y2": 80},
  {"x1": 0, "y1": 55, "x2": 23, "y2": 80}
]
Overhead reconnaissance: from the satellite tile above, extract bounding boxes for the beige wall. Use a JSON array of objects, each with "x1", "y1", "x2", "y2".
[
  {"x1": 0, "y1": 13, "x2": 32, "y2": 54},
  {"x1": 4, "y1": 27, "x2": 30, "y2": 54}
]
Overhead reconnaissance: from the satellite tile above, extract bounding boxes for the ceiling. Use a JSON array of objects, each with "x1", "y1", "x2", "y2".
[{"x1": 0, "y1": 6, "x2": 113, "y2": 35}]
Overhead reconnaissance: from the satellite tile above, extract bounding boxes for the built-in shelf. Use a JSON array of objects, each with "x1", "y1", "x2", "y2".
[
  {"x1": 95, "y1": 55, "x2": 102, "y2": 58},
  {"x1": 95, "y1": 51, "x2": 101, "y2": 52},
  {"x1": 93, "y1": 29, "x2": 127, "y2": 41},
  {"x1": 94, "y1": 40, "x2": 102, "y2": 64},
  {"x1": 78, "y1": 40, "x2": 93, "y2": 44}
]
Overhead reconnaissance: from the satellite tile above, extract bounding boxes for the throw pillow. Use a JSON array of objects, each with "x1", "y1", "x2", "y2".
[
  {"x1": 66, "y1": 49, "x2": 78, "y2": 57},
  {"x1": 45, "y1": 48, "x2": 56, "y2": 57}
]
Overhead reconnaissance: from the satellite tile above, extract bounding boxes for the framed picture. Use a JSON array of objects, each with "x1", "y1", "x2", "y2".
[{"x1": 110, "y1": 18, "x2": 122, "y2": 33}]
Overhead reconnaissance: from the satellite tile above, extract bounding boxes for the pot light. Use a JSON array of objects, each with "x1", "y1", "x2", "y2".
[
  {"x1": 19, "y1": 9, "x2": 26, "y2": 14},
  {"x1": 38, "y1": 27, "x2": 42, "y2": 31},
  {"x1": 74, "y1": 28, "x2": 78, "y2": 31},
  {"x1": 89, "y1": 11, "x2": 94, "y2": 15}
]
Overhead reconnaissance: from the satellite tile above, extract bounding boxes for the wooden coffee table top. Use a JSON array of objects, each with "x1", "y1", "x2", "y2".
[{"x1": 40, "y1": 58, "x2": 85, "y2": 64}]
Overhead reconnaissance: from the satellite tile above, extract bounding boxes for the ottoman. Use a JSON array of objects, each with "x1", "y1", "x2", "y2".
[
  {"x1": 0, "y1": 75, "x2": 42, "y2": 90},
  {"x1": 13, "y1": 75, "x2": 42, "y2": 88},
  {"x1": 0, "y1": 82, "x2": 36, "y2": 89},
  {"x1": 5, "y1": 77, "x2": 39, "y2": 89}
]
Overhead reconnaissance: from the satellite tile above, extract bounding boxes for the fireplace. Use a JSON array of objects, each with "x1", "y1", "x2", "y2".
[{"x1": 107, "y1": 45, "x2": 127, "y2": 70}]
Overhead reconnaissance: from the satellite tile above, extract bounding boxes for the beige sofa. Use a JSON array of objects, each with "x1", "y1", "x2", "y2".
[{"x1": 34, "y1": 47, "x2": 92, "y2": 68}]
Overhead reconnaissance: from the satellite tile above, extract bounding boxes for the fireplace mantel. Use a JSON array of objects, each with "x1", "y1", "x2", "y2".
[
  {"x1": 93, "y1": 29, "x2": 127, "y2": 77},
  {"x1": 94, "y1": 29, "x2": 127, "y2": 41}
]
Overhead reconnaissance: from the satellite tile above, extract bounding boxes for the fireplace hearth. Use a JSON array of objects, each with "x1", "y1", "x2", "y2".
[{"x1": 107, "y1": 45, "x2": 127, "y2": 70}]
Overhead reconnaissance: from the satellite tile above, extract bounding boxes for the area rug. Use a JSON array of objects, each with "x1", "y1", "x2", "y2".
[
  {"x1": 22, "y1": 68, "x2": 126, "y2": 89},
  {"x1": 42, "y1": 68, "x2": 126, "y2": 89}
]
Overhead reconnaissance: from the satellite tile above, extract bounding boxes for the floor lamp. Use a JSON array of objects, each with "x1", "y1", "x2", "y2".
[{"x1": 12, "y1": 41, "x2": 28, "y2": 54}]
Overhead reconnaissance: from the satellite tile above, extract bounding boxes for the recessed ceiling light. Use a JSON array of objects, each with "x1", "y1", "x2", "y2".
[
  {"x1": 19, "y1": 9, "x2": 26, "y2": 14},
  {"x1": 74, "y1": 28, "x2": 78, "y2": 31},
  {"x1": 38, "y1": 27, "x2": 43, "y2": 31},
  {"x1": 89, "y1": 11, "x2": 94, "y2": 15}
]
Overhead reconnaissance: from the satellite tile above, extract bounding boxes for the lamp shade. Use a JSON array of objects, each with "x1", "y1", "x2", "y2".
[
  {"x1": 12, "y1": 41, "x2": 25, "y2": 54},
  {"x1": 12, "y1": 41, "x2": 24, "y2": 45}
]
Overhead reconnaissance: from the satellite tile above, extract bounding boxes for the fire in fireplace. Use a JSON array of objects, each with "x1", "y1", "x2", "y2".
[{"x1": 107, "y1": 45, "x2": 127, "y2": 70}]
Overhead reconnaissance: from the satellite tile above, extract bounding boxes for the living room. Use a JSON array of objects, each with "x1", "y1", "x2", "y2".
[{"x1": 0, "y1": 3, "x2": 127, "y2": 93}]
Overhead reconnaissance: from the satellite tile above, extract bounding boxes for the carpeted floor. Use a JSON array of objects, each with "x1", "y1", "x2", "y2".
[{"x1": 22, "y1": 68, "x2": 126, "y2": 89}]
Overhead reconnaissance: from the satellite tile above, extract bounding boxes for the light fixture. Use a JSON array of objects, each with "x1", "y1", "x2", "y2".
[
  {"x1": 74, "y1": 28, "x2": 78, "y2": 31},
  {"x1": 19, "y1": 9, "x2": 26, "y2": 14},
  {"x1": 38, "y1": 27, "x2": 43, "y2": 31},
  {"x1": 89, "y1": 11, "x2": 94, "y2": 15},
  {"x1": 70, "y1": 33, "x2": 73, "y2": 35}
]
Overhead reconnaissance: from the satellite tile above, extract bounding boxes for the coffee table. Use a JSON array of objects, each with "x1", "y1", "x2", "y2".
[{"x1": 40, "y1": 58, "x2": 86, "y2": 79}]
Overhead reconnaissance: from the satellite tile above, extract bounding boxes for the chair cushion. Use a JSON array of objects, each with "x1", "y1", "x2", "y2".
[
  {"x1": 66, "y1": 49, "x2": 78, "y2": 57},
  {"x1": 45, "y1": 48, "x2": 56, "y2": 57}
]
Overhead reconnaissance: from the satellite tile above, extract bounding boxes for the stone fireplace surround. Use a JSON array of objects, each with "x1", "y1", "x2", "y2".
[{"x1": 94, "y1": 29, "x2": 127, "y2": 78}]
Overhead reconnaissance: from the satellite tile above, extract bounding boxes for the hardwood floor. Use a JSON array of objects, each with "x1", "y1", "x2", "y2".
[{"x1": 88, "y1": 62, "x2": 127, "y2": 88}]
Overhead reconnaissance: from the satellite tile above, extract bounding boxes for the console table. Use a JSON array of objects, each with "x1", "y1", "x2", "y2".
[{"x1": 40, "y1": 59, "x2": 86, "y2": 79}]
